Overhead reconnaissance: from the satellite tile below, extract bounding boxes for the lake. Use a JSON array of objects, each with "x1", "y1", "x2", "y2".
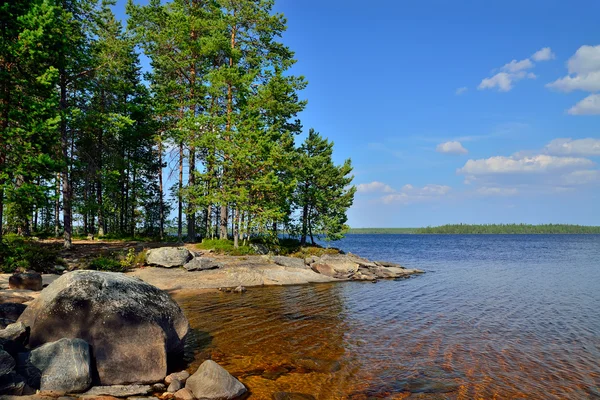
[{"x1": 175, "y1": 234, "x2": 600, "y2": 399}]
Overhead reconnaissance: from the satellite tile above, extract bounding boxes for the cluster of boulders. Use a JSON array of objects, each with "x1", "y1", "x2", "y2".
[
  {"x1": 274, "y1": 253, "x2": 422, "y2": 281},
  {"x1": 146, "y1": 247, "x2": 223, "y2": 271},
  {"x1": 0, "y1": 270, "x2": 247, "y2": 399}
]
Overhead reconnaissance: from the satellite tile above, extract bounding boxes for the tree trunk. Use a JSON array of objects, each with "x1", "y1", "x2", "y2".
[
  {"x1": 300, "y1": 202, "x2": 308, "y2": 245},
  {"x1": 55, "y1": 174, "x2": 60, "y2": 237},
  {"x1": 158, "y1": 139, "x2": 164, "y2": 241},
  {"x1": 60, "y1": 71, "x2": 72, "y2": 249},
  {"x1": 233, "y1": 207, "x2": 239, "y2": 248},
  {"x1": 0, "y1": 187, "x2": 4, "y2": 242},
  {"x1": 187, "y1": 146, "x2": 195, "y2": 242},
  {"x1": 220, "y1": 205, "x2": 227, "y2": 239},
  {"x1": 178, "y1": 142, "x2": 183, "y2": 243},
  {"x1": 97, "y1": 107, "x2": 104, "y2": 236},
  {"x1": 130, "y1": 165, "x2": 136, "y2": 237}
]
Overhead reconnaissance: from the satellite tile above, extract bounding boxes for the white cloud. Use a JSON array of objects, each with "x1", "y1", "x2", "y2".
[
  {"x1": 455, "y1": 87, "x2": 468, "y2": 95},
  {"x1": 479, "y1": 48, "x2": 553, "y2": 92},
  {"x1": 356, "y1": 181, "x2": 394, "y2": 194},
  {"x1": 436, "y1": 141, "x2": 468, "y2": 155},
  {"x1": 381, "y1": 184, "x2": 451, "y2": 205},
  {"x1": 457, "y1": 154, "x2": 594, "y2": 175},
  {"x1": 532, "y1": 47, "x2": 556, "y2": 62},
  {"x1": 547, "y1": 45, "x2": 600, "y2": 93},
  {"x1": 476, "y1": 187, "x2": 519, "y2": 196},
  {"x1": 502, "y1": 58, "x2": 534, "y2": 73},
  {"x1": 567, "y1": 45, "x2": 600, "y2": 75},
  {"x1": 544, "y1": 138, "x2": 600, "y2": 156},
  {"x1": 561, "y1": 170, "x2": 600, "y2": 185},
  {"x1": 567, "y1": 94, "x2": 600, "y2": 115},
  {"x1": 547, "y1": 71, "x2": 600, "y2": 93}
]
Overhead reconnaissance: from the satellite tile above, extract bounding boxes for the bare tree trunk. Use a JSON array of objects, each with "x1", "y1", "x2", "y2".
[
  {"x1": 233, "y1": 207, "x2": 239, "y2": 248},
  {"x1": 60, "y1": 71, "x2": 72, "y2": 249},
  {"x1": 130, "y1": 165, "x2": 136, "y2": 237},
  {"x1": 158, "y1": 139, "x2": 164, "y2": 241},
  {"x1": 178, "y1": 142, "x2": 183, "y2": 243},
  {"x1": 220, "y1": 205, "x2": 227, "y2": 239},
  {"x1": 300, "y1": 202, "x2": 308, "y2": 245},
  {"x1": 0, "y1": 187, "x2": 3, "y2": 242},
  {"x1": 55, "y1": 174, "x2": 60, "y2": 237}
]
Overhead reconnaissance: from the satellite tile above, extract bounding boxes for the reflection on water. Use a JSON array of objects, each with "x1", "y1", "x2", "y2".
[{"x1": 174, "y1": 235, "x2": 600, "y2": 399}]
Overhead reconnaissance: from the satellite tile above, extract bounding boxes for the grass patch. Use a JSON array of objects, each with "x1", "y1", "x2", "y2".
[
  {"x1": 196, "y1": 239, "x2": 255, "y2": 256},
  {"x1": 86, "y1": 248, "x2": 146, "y2": 272}
]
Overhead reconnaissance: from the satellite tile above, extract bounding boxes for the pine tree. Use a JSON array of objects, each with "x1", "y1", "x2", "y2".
[{"x1": 296, "y1": 129, "x2": 356, "y2": 245}]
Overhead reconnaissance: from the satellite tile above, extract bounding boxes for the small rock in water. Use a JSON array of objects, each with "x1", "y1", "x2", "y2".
[
  {"x1": 233, "y1": 286, "x2": 246, "y2": 293},
  {"x1": 185, "y1": 360, "x2": 246, "y2": 400},
  {"x1": 174, "y1": 388, "x2": 195, "y2": 400},
  {"x1": 167, "y1": 379, "x2": 182, "y2": 393},
  {"x1": 165, "y1": 371, "x2": 190, "y2": 385}
]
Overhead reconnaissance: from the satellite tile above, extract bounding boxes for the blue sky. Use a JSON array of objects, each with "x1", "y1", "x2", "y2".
[{"x1": 118, "y1": 0, "x2": 600, "y2": 227}]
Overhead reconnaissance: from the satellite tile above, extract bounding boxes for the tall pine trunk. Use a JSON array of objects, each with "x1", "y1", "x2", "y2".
[
  {"x1": 158, "y1": 139, "x2": 164, "y2": 241},
  {"x1": 60, "y1": 71, "x2": 72, "y2": 249},
  {"x1": 178, "y1": 142, "x2": 183, "y2": 243},
  {"x1": 55, "y1": 174, "x2": 60, "y2": 237}
]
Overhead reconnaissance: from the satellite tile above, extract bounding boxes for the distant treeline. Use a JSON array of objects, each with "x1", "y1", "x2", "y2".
[
  {"x1": 416, "y1": 224, "x2": 600, "y2": 234},
  {"x1": 348, "y1": 228, "x2": 418, "y2": 234},
  {"x1": 348, "y1": 224, "x2": 600, "y2": 234}
]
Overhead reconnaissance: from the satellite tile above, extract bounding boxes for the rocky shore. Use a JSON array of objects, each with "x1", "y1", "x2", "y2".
[{"x1": 0, "y1": 247, "x2": 423, "y2": 399}]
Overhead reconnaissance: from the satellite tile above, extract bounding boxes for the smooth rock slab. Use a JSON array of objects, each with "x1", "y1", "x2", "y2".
[
  {"x1": 272, "y1": 256, "x2": 306, "y2": 269},
  {"x1": 146, "y1": 248, "x2": 192, "y2": 268},
  {"x1": 9, "y1": 273, "x2": 42, "y2": 291},
  {"x1": 183, "y1": 258, "x2": 222, "y2": 272},
  {"x1": 20, "y1": 338, "x2": 91, "y2": 393},
  {"x1": 80, "y1": 384, "x2": 153, "y2": 397},
  {"x1": 185, "y1": 360, "x2": 246, "y2": 400},
  {"x1": 18, "y1": 271, "x2": 189, "y2": 385}
]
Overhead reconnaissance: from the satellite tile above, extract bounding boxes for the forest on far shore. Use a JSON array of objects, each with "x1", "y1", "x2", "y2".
[
  {"x1": 0, "y1": 0, "x2": 356, "y2": 250},
  {"x1": 349, "y1": 224, "x2": 600, "y2": 234}
]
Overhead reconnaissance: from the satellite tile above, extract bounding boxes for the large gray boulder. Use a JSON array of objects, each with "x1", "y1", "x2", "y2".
[
  {"x1": 273, "y1": 256, "x2": 306, "y2": 269},
  {"x1": 146, "y1": 247, "x2": 192, "y2": 268},
  {"x1": 18, "y1": 271, "x2": 189, "y2": 385},
  {"x1": 8, "y1": 272, "x2": 42, "y2": 291},
  {"x1": 183, "y1": 257, "x2": 222, "y2": 272},
  {"x1": 185, "y1": 360, "x2": 246, "y2": 400},
  {"x1": 18, "y1": 338, "x2": 91, "y2": 393}
]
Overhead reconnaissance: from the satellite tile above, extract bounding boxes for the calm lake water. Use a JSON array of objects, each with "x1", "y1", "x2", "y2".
[{"x1": 175, "y1": 235, "x2": 600, "y2": 399}]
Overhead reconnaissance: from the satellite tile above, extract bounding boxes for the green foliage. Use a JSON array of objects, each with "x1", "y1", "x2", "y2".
[
  {"x1": 88, "y1": 256, "x2": 124, "y2": 272},
  {"x1": 294, "y1": 129, "x2": 356, "y2": 244},
  {"x1": 196, "y1": 239, "x2": 254, "y2": 256},
  {"x1": 415, "y1": 224, "x2": 600, "y2": 234},
  {"x1": 0, "y1": 234, "x2": 62, "y2": 273}
]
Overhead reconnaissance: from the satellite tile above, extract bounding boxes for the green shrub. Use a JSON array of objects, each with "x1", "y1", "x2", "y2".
[
  {"x1": 88, "y1": 256, "x2": 124, "y2": 272},
  {"x1": 196, "y1": 239, "x2": 254, "y2": 256},
  {"x1": 0, "y1": 234, "x2": 62, "y2": 273}
]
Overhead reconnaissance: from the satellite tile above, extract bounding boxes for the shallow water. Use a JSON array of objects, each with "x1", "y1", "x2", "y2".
[{"x1": 175, "y1": 235, "x2": 600, "y2": 399}]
